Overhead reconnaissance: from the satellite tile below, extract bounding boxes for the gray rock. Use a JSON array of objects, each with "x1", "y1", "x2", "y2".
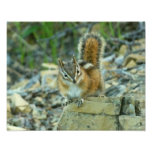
[
  {"x1": 119, "y1": 115, "x2": 145, "y2": 130},
  {"x1": 120, "y1": 95, "x2": 136, "y2": 116},
  {"x1": 57, "y1": 111, "x2": 118, "y2": 130},
  {"x1": 115, "y1": 56, "x2": 124, "y2": 66},
  {"x1": 105, "y1": 85, "x2": 126, "y2": 97}
]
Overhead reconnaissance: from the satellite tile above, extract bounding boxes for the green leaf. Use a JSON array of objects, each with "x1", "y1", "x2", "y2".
[{"x1": 21, "y1": 25, "x2": 39, "y2": 38}]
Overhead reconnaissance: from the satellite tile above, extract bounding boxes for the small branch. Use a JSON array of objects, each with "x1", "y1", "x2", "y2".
[
  {"x1": 122, "y1": 26, "x2": 145, "y2": 39},
  {"x1": 107, "y1": 37, "x2": 140, "y2": 46},
  {"x1": 37, "y1": 22, "x2": 98, "y2": 42}
]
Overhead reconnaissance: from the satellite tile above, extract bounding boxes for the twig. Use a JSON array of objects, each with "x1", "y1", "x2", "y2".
[
  {"x1": 122, "y1": 26, "x2": 145, "y2": 39},
  {"x1": 107, "y1": 37, "x2": 140, "y2": 46},
  {"x1": 13, "y1": 33, "x2": 37, "y2": 51},
  {"x1": 7, "y1": 67, "x2": 22, "y2": 77},
  {"x1": 86, "y1": 22, "x2": 97, "y2": 33},
  {"x1": 37, "y1": 22, "x2": 98, "y2": 42}
]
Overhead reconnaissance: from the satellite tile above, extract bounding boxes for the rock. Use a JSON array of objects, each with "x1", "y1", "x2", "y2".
[
  {"x1": 130, "y1": 54, "x2": 145, "y2": 63},
  {"x1": 135, "y1": 94, "x2": 145, "y2": 116},
  {"x1": 110, "y1": 69, "x2": 134, "y2": 80},
  {"x1": 10, "y1": 93, "x2": 31, "y2": 113},
  {"x1": 27, "y1": 81, "x2": 40, "y2": 91},
  {"x1": 119, "y1": 115, "x2": 145, "y2": 130},
  {"x1": 7, "y1": 125, "x2": 27, "y2": 131},
  {"x1": 103, "y1": 54, "x2": 115, "y2": 63},
  {"x1": 7, "y1": 75, "x2": 11, "y2": 84},
  {"x1": 41, "y1": 63, "x2": 58, "y2": 70},
  {"x1": 40, "y1": 70, "x2": 58, "y2": 77},
  {"x1": 119, "y1": 45, "x2": 128, "y2": 56},
  {"x1": 33, "y1": 119, "x2": 41, "y2": 130},
  {"x1": 102, "y1": 61, "x2": 111, "y2": 70},
  {"x1": 121, "y1": 104, "x2": 136, "y2": 116},
  {"x1": 9, "y1": 117, "x2": 25, "y2": 127},
  {"x1": 51, "y1": 117, "x2": 60, "y2": 128},
  {"x1": 7, "y1": 101, "x2": 11, "y2": 112},
  {"x1": 112, "y1": 81, "x2": 119, "y2": 86},
  {"x1": 121, "y1": 95, "x2": 145, "y2": 116},
  {"x1": 56, "y1": 95, "x2": 145, "y2": 130},
  {"x1": 115, "y1": 56, "x2": 124, "y2": 66},
  {"x1": 65, "y1": 97, "x2": 121, "y2": 115},
  {"x1": 132, "y1": 38, "x2": 145, "y2": 51},
  {"x1": 7, "y1": 89, "x2": 28, "y2": 96},
  {"x1": 121, "y1": 95, "x2": 136, "y2": 116},
  {"x1": 33, "y1": 97, "x2": 45, "y2": 107},
  {"x1": 123, "y1": 54, "x2": 145, "y2": 68},
  {"x1": 105, "y1": 85, "x2": 126, "y2": 97},
  {"x1": 56, "y1": 97, "x2": 121, "y2": 130},
  {"x1": 40, "y1": 126, "x2": 46, "y2": 131},
  {"x1": 40, "y1": 70, "x2": 58, "y2": 88},
  {"x1": 137, "y1": 70, "x2": 145, "y2": 76},
  {"x1": 105, "y1": 83, "x2": 111, "y2": 89},
  {"x1": 51, "y1": 97, "x2": 62, "y2": 108},
  {"x1": 7, "y1": 101, "x2": 12, "y2": 118},
  {"x1": 57, "y1": 111, "x2": 118, "y2": 130},
  {"x1": 125, "y1": 60, "x2": 136, "y2": 68},
  {"x1": 130, "y1": 69, "x2": 137, "y2": 74},
  {"x1": 31, "y1": 105, "x2": 47, "y2": 120},
  {"x1": 24, "y1": 74, "x2": 40, "y2": 91},
  {"x1": 34, "y1": 97, "x2": 43, "y2": 102},
  {"x1": 7, "y1": 67, "x2": 22, "y2": 84},
  {"x1": 10, "y1": 79, "x2": 29, "y2": 90},
  {"x1": 42, "y1": 76, "x2": 57, "y2": 89}
]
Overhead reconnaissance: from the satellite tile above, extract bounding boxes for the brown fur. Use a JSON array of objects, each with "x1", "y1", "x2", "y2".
[
  {"x1": 57, "y1": 33, "x2": 105, "y2": 104},
  {"x1": 78, "y1": 33, "x2": 105, "y2": 69},
  {"x1": 84, "y1": 38, "x2": 99, "y2": 67},
  {"x1": 79, "y1": 67, "x2": 104, "y2": 97}
]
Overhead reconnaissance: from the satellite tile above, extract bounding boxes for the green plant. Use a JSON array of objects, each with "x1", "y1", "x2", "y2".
[{"x1": 9, "y1": 22, "x2": 125, "y2": 69}]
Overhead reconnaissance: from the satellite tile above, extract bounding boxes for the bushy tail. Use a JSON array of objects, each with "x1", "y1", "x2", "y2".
[{"x1": 78, "y1": 33, "x2": 105, "y2": 69}]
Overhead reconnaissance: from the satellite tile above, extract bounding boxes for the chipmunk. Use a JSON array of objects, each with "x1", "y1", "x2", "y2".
[{"x1": 57, "y1": 33, "x2": 105, "y2": 107}]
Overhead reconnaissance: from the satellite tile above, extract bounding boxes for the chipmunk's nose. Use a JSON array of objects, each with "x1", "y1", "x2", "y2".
[{"x1": 73, "y1": 79, "x2": 76, "y2": 83}]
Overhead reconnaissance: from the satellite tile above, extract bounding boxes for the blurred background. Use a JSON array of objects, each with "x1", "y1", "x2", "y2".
[
  {"x1": 7, "y1": 22, "x2": 144, "y2": 68},
  {"x1": 7, "y1": 22, "x2": 145, "y2": 130}
]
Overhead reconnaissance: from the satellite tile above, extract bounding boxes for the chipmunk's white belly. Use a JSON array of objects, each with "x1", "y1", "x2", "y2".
[{"x1": 67, "y1": 84, "x2": 82, "y2": 98}]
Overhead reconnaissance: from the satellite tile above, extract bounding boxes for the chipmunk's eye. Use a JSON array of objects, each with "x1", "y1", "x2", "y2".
[
  {"x1": 77, "y1": 69, "x2": 80, "y2": 75},
  {"x1": 64, "y1": 74, "x2": 68, "y2": 78}
]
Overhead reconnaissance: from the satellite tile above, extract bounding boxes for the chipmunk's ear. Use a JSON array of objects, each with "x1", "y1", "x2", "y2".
[
  {"x1": 72, "y1": 55, "x2": 77, "y2": 64},
  {"x1": 58, "y1": 58, "x2": 64, "y2": 68},
  {"x1": 72, "y1": 55, "x2": 80, "y2": 70}
]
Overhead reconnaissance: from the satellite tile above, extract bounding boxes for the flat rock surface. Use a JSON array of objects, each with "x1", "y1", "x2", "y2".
[
  {"x1": 57, "y1": 111, "x2": 118, "y2": 130},
  {"x1": 7, "y1": 125, "x2": 27, "y2": 131},
  {"x1": 64, "y1": 97, "x2": 121, "y2": 115},
  {"x1": 10, "y1": 93, "x2": 31, "y2": 113},
  {"x1": 56, "y1": 96, "x2": 145, "y2": 130},
  {"x1": 119, "y1": 115, "x2": 145, "y2": 130}
]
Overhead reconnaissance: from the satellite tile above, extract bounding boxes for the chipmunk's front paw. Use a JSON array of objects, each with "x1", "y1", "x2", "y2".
[
  {"x1": 62, "y1": 99, "x2": 73, "y2": 107},
  {"x1": 76, "y1": 99, "x2": 84, "y2": 107}
]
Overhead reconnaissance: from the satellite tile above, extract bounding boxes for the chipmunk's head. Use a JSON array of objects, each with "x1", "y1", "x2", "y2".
[{"x1": 58, "y1": 56, "x2": 83, "y2": 84}]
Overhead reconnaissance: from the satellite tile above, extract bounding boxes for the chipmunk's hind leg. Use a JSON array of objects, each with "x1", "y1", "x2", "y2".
[{"x1": 97, "y1": 79, "x2": 106, "y2": 98}]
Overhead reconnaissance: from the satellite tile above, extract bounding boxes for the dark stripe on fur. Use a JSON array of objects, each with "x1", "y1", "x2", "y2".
[
  {"x1": 78, "y1": 60, "x2": 88, "y2": 66},
  {"x1": 78, "y1": 60, "x2": 96, "y2": 70}
]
